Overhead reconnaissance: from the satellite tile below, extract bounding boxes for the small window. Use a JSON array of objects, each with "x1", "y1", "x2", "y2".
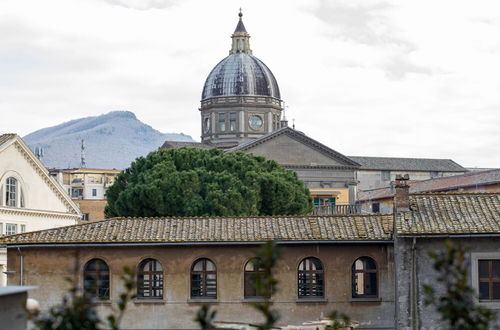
[
  {"x1": 138, "y1": 259, "x2": 163, "y2": 299},
  {"x1": 218, "y1": 113, "x2": 226, "y2": 132},
  {"x1": 6, "y1": 223, "x2": 17, "y2": 235},
  {"x1": 298, "y1": 257, "x2": 324, "y2": 298},
  {"x1": 244, "y1": 258, "x2": 264, "y2": 298},
  {"x1": 381, "y1": 171, "x2": 390, "y2": 181},
  {"x1": 82, "y1": 214, "x2": 89, "y2": 221},
  {"x1": 5, "y1": 177, "x2": 17, "y2": 207},
  {"x1": 191, "y1": 258, "x2": 217, "y2": 299},
  {"x1": 352, "y1": 257, "x2": 378, "y2": 298},
  {"x1": 92, "y1": 189, "x2": 97, "y2": 197},
  {"x1": 430, "y1": 171, "x2": 439, "y2": 179},
  {"x1": 20, "y1": 224, "x2": 26, "y2": 233},
  {"x1": 84, "y1": 259, "x2": 110, "y2": 300},
  {"x1": 372, "y1": 202, "x2": 380, "y2": 213},
  {"x1": 478, "y1": 260, "x2": 500, "y2": 301},
  {"x1": 229, "y1": 113, "x2": 237, "y2": 132}
]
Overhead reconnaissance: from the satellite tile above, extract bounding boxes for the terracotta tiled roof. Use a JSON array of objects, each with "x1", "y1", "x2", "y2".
[
  {"x1": 358, "y1": 169, "x2": 500, "y2": 202},
  {"x1": 397, "y1": 192, "x2": 500, "y2": 235},
  {"x1": 348, "y1": 156, "x2": 466, "y2": 172},
  {"x1": 0, "y1": 215, "x2": 394, "y2": 245}
]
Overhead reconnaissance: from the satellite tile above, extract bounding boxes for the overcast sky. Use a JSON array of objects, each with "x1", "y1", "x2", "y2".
[{"x1": 1, "y1": 0, "x2": 499, "y2": 168}]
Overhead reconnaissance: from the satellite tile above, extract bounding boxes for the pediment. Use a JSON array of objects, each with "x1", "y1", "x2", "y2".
[{"x1": 228, "y1": 128, "x2": 359, "y2": 168}]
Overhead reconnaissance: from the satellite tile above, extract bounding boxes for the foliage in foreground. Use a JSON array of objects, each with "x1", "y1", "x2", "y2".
[
  {"x1": 33, "y1": 266, "x2": 136, "y2": 330},
  {"x1": 423, "y1": 240, "x2": 497, "y2": 330},
  {"x1": 105, "y1": 148, "x2": 312, "y2": 217}
]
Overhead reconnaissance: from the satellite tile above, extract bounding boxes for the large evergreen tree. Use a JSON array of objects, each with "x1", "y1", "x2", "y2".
[{"x1": 105, "y1": 148, "x2": 312, "y2": 217}]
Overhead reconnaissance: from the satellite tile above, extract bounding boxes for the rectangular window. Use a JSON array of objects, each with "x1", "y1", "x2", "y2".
[
  {"x1": 0, "y1": 223, "x2": 3, "y2": 235},
  {"x1": 20, "y1": 224, "x2": 26, "y2": 233},
  {"x1": 6, "y1": 223, "x2": 17, "y2": 235},
  {"x1": 430, "y1": 171, "x2": 439, "y2": 179},
  {"x1": 229, "y1": 113, "x2": 237, "y2": 132},
  {"x1": 82, "y1": 214, "x2": 89, "y2": 221},
  {"x1": 381, "y1": 170, "x2": 391, "y2": 181},
  {"x1": 92, "y1": 189, "x2": 97, "y2": 197},
  {"x1": 218, "y1": 113, "x2": 226, "y2": 132},
  {"x1": 372, "y1": 202, "x2": 380, "y2": 213},
  {"x1": 478, "y1": 260, "x2": 500, "y2": 301}
]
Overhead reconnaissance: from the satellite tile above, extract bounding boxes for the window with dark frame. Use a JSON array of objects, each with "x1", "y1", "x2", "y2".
[
  {"x1": 478, "y1": 259, "x2": 500, "y2": 301},
  {"x1": 218, "y1": 113, "x2": 226, "y2": 132},
  {"x1": 381, "y1": 170, "x2": 391, "y2": 181},
  {"x1": 92, "y1": 189, "x2": 97, "y2": 197},
  {"x1": 298, "y1": 257, "x2": 324, "y2": 298},
  {"x1": 84, "y1": 259, "x2": 110, "y2": 300},
  {"x1": 372, "y1": 202, "x2": 380, "y2": 213},
  {"x1": 5, "y1": 177, "x2": 17, "y2": 207},
  {"x1": 244, "y1": 258, "x2": 264, "y2": 298},
  {"x1": 352, "y1": 257, "x2": 378, "y2": 298},
  {"x1": 229, "y1": 112, "x2": 237, "y2": 132},
  {"x1": 137, "y1": 259, "x2": 163, "y2": 299},
  {"x1": 191, "y1": 258, "x2": 217, "y2": 299}
]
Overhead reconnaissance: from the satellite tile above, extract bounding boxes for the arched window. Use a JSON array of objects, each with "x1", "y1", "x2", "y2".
[
  {"x1": 191, "y1": 258, "x2": 216, "y2": 299},
  {"x1": 298, "y1": 257, "x2": 324, "y2": 298},
  {"x1": 352, "y1": 257, "x2": 378, "y2": 298},
  {"x1": 5, "y1": 177, "x2": 17, "y2": 207},
  {"x1": 84, "y1": 259, "x2": 110, "y2": 300},
  {"x1": 137, "y1": 259, "x2": 163, "y2": 299},
  {"x1": 244, "y1": 258, "x2": 264, "y2": 298}
]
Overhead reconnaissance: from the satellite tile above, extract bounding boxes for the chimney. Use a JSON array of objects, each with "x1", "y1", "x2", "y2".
[{"x1": 394, "y1": 174, "x2": 410, "y2": 212}]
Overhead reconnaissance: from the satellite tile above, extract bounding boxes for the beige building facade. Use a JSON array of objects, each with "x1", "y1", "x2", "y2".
[{"x1": 0, "y1": 134, "x2": 81, "y2": 285}]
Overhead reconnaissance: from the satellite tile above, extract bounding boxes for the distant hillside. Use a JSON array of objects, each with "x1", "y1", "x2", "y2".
[{"x1": 24, "y1": 111, "x2": 195, "y2": 169}]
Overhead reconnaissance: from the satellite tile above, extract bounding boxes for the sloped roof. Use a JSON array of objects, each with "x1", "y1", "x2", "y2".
[
  {"x1": 0, "y1": 214, "x2": 394, "y2": 245},
  {"x1": 0, "y1": 133, "x2": 81, "y2": 216},
  {"x1": 348, "y1": 156, "x2": 466, "y2": 172},
  {"x1": 358, "y1": 169, "x2": 500, "y2": 201},
  {"x1": 227, "y1": 127, "x2": 360, "y2": 168},
  {"x1": 397, "y1": 192, "x2": 500, "y2": 235}
]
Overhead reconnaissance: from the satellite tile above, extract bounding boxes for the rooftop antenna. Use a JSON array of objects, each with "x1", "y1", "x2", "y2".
[{"x1": 80, "y1": 139, "x2": 87, "y2": 168}]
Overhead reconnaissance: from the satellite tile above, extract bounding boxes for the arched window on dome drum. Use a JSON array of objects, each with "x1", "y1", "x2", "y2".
[
  {"x1": 352, "y1": 257, "x2": 378, "y2": 298},
  {"x1": 137, "y1": 259, "x2": 163, "y2": 299},
  {"x1": 298, "y1": 257, "x2": 324, "y2": 298},
  {"x1": 244, "y1": 258, "x2": 264, "y2": 298},
  {"x1": 5, "y1": 177, "x2": 17, "y2": 207},
  {"x1": 84, "y1": 259, "x2": 110, "y2": 300},
  {"x1": 191, "y1": 258, "x2": 217, "y2": 299}
]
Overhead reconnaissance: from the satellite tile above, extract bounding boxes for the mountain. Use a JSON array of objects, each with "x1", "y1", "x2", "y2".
[{"x1": 23, "y1": 111, "x2": 195, "y2": 169}]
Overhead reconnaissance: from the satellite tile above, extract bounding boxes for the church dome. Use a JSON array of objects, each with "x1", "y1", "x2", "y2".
[{"x1": 201, "y1": 53, "x2": 281, "y2": 100}]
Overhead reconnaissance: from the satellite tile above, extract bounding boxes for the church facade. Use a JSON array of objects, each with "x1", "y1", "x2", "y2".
[{"x1": 163, "y1": 12, "x2": 360, "y2": 209}]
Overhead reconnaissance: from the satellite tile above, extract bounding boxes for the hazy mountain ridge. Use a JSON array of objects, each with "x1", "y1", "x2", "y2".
[{"x1": 24, "y1": 111, "x2": 194, "y2": 169}]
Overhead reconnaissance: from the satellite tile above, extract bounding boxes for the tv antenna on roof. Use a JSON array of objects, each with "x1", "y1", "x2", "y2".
[{"x1": 80, "y1": 139, "x2": 87, "y2": 168}]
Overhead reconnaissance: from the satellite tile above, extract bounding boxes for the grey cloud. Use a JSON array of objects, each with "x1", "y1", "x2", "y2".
[
  {"x1": 102, "y1": 0, "x2": 176, "y2": 10},
  {"x1": 308, "y1": 0, "x2": 414, "y2": 50},
  {"x1": 382, "y1": 56, "x2": 434, "y2": 80}
]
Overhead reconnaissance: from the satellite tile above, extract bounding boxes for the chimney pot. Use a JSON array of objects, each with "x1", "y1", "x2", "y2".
[{"x1": 394, "y1": 174, "x2": 410, "y2": 212}]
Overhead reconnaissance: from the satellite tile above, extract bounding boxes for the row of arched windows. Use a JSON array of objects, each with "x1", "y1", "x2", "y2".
[{"x1": 83, "y1": 256, "x2": 378, "y2": 301}]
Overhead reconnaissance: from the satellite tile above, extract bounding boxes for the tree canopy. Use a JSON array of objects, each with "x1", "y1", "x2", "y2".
[{"x1": 105, "y1": 148, "x2": 312, "y2": 217}]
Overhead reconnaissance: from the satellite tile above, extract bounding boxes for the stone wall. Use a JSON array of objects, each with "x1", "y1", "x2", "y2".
[{"x1": 8, "y1": 243, "x2": 395, "y2": 329}]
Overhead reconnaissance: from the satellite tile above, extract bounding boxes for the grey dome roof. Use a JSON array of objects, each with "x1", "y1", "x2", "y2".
[{"x1": 202, "y1": 53, "x2": 281, "y2": 100}]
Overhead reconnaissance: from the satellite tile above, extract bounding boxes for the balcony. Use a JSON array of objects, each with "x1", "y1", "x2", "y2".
[{"x1": 311, "y1": 204, "x2": 361, "y2": 215}]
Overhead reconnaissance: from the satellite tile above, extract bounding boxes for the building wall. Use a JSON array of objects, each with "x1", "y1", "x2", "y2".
[
  {"x1": 357, "y1": 170, "x2": 466, "y2": 191},
  {"x1": 395, "y1": 237, "x2": 500, "y2": 329},
  {"x1": 8, "y1": 244, "x2": 395, "y2": 329},
  {"x1": 75, "y1": 199, "x2": 107, "y2": 221},
  {"x1": 359, "y1": 198, "x2": 393, "y2": 214}
]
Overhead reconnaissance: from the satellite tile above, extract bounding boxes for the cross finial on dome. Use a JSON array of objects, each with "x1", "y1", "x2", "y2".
[{"x1": 239, "y1": 8, "x2": 243, "y2": 18}]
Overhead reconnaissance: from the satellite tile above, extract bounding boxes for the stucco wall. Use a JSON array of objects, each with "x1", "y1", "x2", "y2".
[
  {"x1": 357, "y1": 170, "x2": 466, "y2": 191},
  {"x1": 76, "y1": 199, "x2": 107, "y2": 222},
  {"x1": 395, "y1": 237, "x2": 500, "y2": 329},
  {"x1": 8, "y1": 244, "x2": 395, "y2": 329}
]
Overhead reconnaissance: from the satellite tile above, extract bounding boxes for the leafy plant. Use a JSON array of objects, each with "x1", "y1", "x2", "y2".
[
  {"x1": 105, "y1": 148, "x2": 312, "y2": 218},
  {"x1": 423, "y1": 240, "x2": 497, "y2": 330}
]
